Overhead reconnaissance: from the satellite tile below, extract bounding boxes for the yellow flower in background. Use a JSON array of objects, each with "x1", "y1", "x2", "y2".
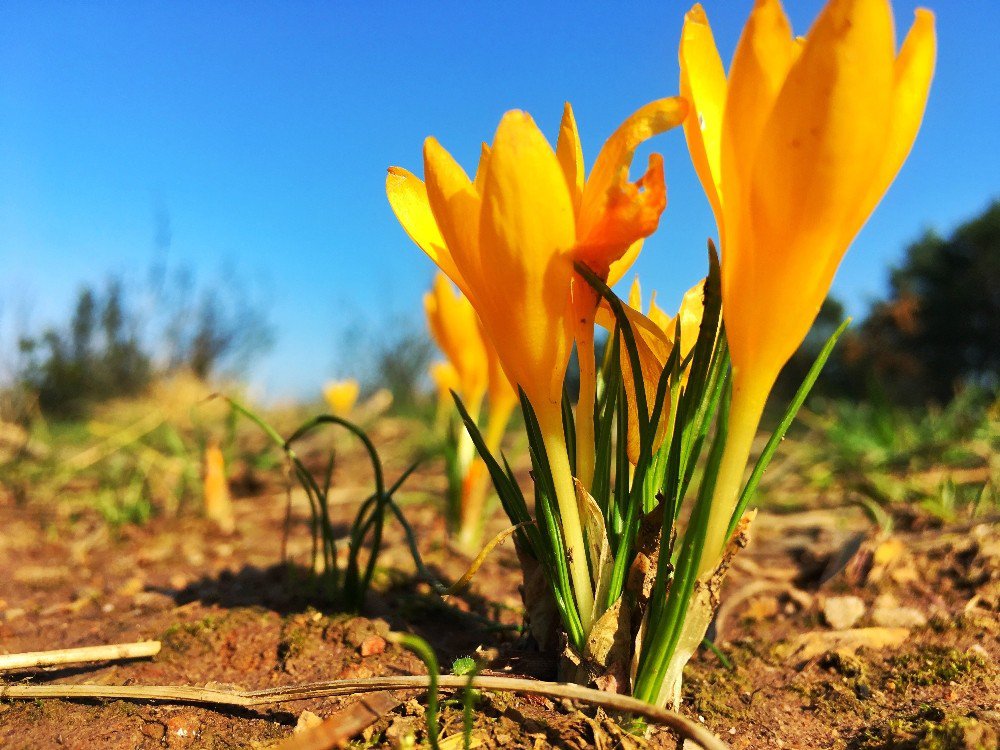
[
  {"x1": 425, "y1": 275, "x2": 518, "y2": 549},
  {"x1": 430, "y1": 360, "x2": 460, "y2": 431},
  {"x1": 424, "y1": 273, "x2": 490, "y2": 416},
  {"x1": 679, "y1": 0, "x2": 936, "y2": 571},
  {"x1": 323, "y1": 379, "x2": 360, "y2": 417},
  {"x1": 203, "y1": 443, "x2": 235, "y2": 535}
]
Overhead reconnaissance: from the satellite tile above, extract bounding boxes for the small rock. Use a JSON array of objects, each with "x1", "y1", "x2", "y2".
[
  {"x1": 164, "y1": 713, "x2": 200, "y2": 747},
  {"x1": 966, "y1": 644, "x2": 991, "y2": 662},
  {"x1": 360, "y1": 634, "x2": 386, "y2": 657},
  {"x1": 785, "y1": 627, "x2": 910, "y2": 664},
  {"x1": 872, "y1": 605, "x2": 927, "y2": 628},
  {"x1": 823, "y1": 595, "x2": 866, "y2": 630},
  {"x1": 294, "y1": 710, "x2": 323, "y2": 734}
]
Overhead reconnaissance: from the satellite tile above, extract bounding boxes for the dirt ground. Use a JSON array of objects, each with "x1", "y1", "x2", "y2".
[{"x1": 1, "y1": 436, "x2": 997, "y2": 750}]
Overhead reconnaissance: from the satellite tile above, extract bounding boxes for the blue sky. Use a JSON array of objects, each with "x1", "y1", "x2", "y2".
[{"x1": 1, "y1": 0, "x2": 997, "y2": 400}]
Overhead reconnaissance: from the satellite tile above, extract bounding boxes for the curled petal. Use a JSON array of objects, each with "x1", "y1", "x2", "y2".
[
  {"x1": 575, "y1": 98, "x2": 686, "y2": 278},
  {"x1": 576, "y1": 154, "x2": 667, "y2": 275}
]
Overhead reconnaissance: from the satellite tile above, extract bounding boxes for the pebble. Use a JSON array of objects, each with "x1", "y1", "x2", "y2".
[
  {"x1": 871, "y1": 593, "x2": 927, "y2": 628},
  {"x1": 360, "y1": 634, "x2": 386, "y2": 657},
  {"x1": 294, "y1": 710, "x2": 323, "y2": 734},
  {"x1": 822, "y1": 595, "x2": 866, "y2": 630}
]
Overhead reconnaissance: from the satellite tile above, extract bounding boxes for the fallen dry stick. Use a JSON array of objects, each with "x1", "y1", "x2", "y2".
[
  {"x1": 0, "y1": 674, "x2": 730, "y2": 750},
  {"x1": 0, "y1": 641, "x2": 161, "y2": 671}
]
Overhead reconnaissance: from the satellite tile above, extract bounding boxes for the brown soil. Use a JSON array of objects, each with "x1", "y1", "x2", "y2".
[{"x1": 1, "y1": 437, "x2": 997, "y2": 749}]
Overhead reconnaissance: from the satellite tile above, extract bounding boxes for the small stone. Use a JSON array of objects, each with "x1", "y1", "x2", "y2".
[
  {"x1": 823, "y1": 595, "x2": 866, "y2": 630},
  {"x1": 785, "y1": 627, "x2": 910, "y2": 664},
  {"x1": 872, "y1": 604, "x2": 927, "y2": 628},
  {"x1": 164, "y1": 713, "x2": 200, "y2": 747},
  {"x1": 294, "y1": 710, "x2": 323, "y2": 734},
  {"x1": 360, "y1": 634, "x2": 386, "y2": 657}
]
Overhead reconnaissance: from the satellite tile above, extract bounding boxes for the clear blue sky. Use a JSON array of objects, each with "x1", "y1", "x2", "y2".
[{"x1": 2, "y1": 0, "x2": 997, "y2": 400}]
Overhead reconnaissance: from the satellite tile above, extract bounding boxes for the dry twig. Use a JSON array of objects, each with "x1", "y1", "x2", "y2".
[
  {"x1": 0, "y1": 641, "x2": 161, "y2": 671},
  {"x1": 0, "y1": 674, "x2": 730, "y2": 750}
]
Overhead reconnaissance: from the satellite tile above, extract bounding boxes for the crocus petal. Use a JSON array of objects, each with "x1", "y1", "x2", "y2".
[
  {"x1": 851, "y1": 8, "x2": 936, "y2": 242},
  {"x1": 473, "y1": 142, "x2": 491, "y2": 196},
  {"x1": 730, "y1": 0, "x2": 896, "y2": 378},
  {"x1": 556, "y1": 102, "x2": 585, "y2": 217},
  {"x1": 667, "y1": 279, "x2": 707, "y2": 361},
  {"x1": 576, "y1": 98, "x2": 687, "y2": 270},
  {"x1": 576, "y1": 154, "x2": 668, "y2": 275},
  {"x1": 324, "y1": 380, "x2": 359, "y2": 416},
  {"x1": 721, "y1": 0, "x2": 796, "y2": 229},
  {"x1": 424, "y1": 137, "x2": 486, "y2": 299},
  {"x1": 477, "y1": 111, "x2": 577, "y2": 410},
  {"x1": 679, "y1": 4, "x2": 727, "y2": 232},
  {"x1": 386, "y1": 167, "x2": 471, "y2": 298},
  {"x1": 424, "y1": 273, "x2": 489, "y2": 406},
  {"x1": 618, "y1": 304, "x2": 673, "y2": 465},
  {"x1": 607, "y1": 240, "x2": 643, "y2": 287}
]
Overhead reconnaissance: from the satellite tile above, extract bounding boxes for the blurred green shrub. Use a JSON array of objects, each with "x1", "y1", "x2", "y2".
[{"x1": 15, "y1": 268, "x2": 272, "y2": 418}]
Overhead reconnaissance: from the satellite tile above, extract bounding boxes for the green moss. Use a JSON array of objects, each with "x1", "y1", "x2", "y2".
[
  {"x1": 919, "y1": 717, "x2": 998, "y2": 750},
  {"x1": 683, "y1": 655, "x2": 755, "y2": 721},
  {"x1": 885, "y1": 646, "x2": 987, "y2": 690},
  {"x1": 850, "y1": 706, "x2": 998, "y2": 750}
]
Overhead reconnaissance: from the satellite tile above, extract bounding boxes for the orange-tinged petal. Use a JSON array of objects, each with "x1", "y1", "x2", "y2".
[
  {"x1": 576, "y1": 98, "x2": 687, "y2": 270},
  {"x1": 386, "y1": 167, "x2": 471, "y2": 298},
  {"x1": 729, "y1": 0, "x2": 896, "y2": 378},
  {"x1": 679, "y1": 4, "x2": 727, "y2": 232},
  {"x1": 477, "y1": 111, "x2": 576, "y2": 410},
  {"x1": 576, "y1": 154, "x2": 667, "y2": 275},
  {"x1": 556, "y1": 102, "x2": 585, "y2": 216}
]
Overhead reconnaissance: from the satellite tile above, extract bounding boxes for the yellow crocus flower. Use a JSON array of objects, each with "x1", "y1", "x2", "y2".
[
  {"x1": 323, "y1": 379, "x2": 360, "y2": 417},
  {"x1": 388, "y1": 102, "x2": 684, "y2": 630},
  {"x1": 424, "y1": 273, "x2": 490, "y2": 418},
  {"x1": 679, "y1": 0, "x2": 936, "y2": 571}
]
